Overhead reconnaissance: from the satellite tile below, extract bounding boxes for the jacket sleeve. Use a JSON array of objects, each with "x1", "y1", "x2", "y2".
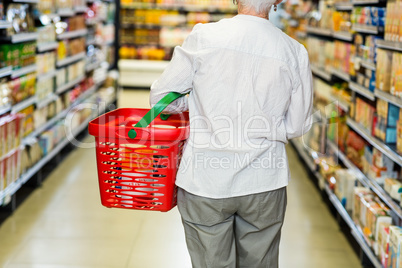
[
  {"x1": 284, "y1": 45, "x2": 313, "y2": 140},
  {"x1": 149, "y1": 24, "x2": 201, "y2": 113}
]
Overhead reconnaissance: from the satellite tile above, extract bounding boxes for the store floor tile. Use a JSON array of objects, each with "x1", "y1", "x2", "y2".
[{"x1": 0, "y1": 89, "x2": 361, "y2": 268}]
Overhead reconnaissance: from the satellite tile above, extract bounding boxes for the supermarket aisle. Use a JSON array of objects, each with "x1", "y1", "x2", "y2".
[{"x1": 0, "y1": 90, "x2": 360, "y2": 268}]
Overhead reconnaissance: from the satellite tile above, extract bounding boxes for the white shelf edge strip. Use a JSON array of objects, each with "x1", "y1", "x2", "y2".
[
  {"x1": 349, "y1": 82, "x2": 375, "y2": 101},
  {"x1": 0, "y1": 96, "x2": 115, "y2": 203},
  {"x1": 310, "y1": 65, "x2": 332, "y2": 82},
  {"x1": 37, "y1": 69, "x2": 58, "y2": 81},
  {"x1": 57, "y1": 29, "x2": 88, "y2": 40},
  {"x1": 327, "y1": 139, "x2": 402, "y2": 219},
  {"x1": 56, "y1": 52, "x2": 86, "y2": 67},
  {"x1": 10, "y1": 32, "x2": 39, "y2": 43},
  {"x1": 374, "y1": 89, "x2": 402, "y2": 109},
  {"x1": 55, "y1": 75, "x2": 86, "y2": 94},
  {"x1": 11, "y1": 64, "x2": 37, "y2": 79},
  {"x1": 0, "y1": 66, "x2": 12, "y2": 79},
  {"x1": 11, "y1": 96, "x2": 37, "y2": 114},
  {"x1": 37, "y1": 42, "x2": 59, "y2": 52},
  {"x1": 347, "y1": 118, "x2": 402, "y2": 166}
]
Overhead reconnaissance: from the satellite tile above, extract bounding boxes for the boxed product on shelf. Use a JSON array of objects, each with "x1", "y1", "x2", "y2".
[
  {"x1": 397, "y1": 109, "x2": 402, "y2": 154},
  {"x1": 0, "y1": 114, "x2": 23, "y2": 158},
  {"x1": 4, "y1": 4, "x2": 35, "y2": 36},
  {"x1": 391, "y1": 52, "x2": 402, "y2": 98},
  {"x1": 384, "y1": 1, "x2": 402, "y2": 42},
  {"x1": 353, "y1": 187, "x2": 373, "y2": 226},
  {"x1": 21, "y1": 140, "x2": 43, "y2": 172},
  {"x1": 37, "y1": 25, "x2": 56, "y2": 46},
  {"x1": 159, "y1": 27, "x2": 192, "y2": 48},
  {"x1": 333, "y1": 41, "x2": 355, "y2": 76},
  {"x1": 355, "y1": 97, "x2": 375, "y2": 133},
  {"x1": 0, "y1": 80, "x2": 12, "y2": 108},
  {"x1": 306, "y1": 37, "x2": 333, "y2": 71},
  {"x1": 334, "y1": 169, "x2": 356, "y2": 211},
  {"x1": 56, "y1": 0, "x2": 73, "y2": 10},
  {"x1": 376, "y1": 49, "x2": 394, "y2": 93},
  {"x1": 38, "y1": 121, "x2": 65, "y2": 155},
  {"x1": 332, "y1": 11, "x2": 352, "y2": 33},
  {"x1": 388, "y1": 225, "x2": 402, "y2": 268},
  {"x1": 56, "y1": 68, "x2": 66, "y2": 87},
  {"x1": 36, "y1": 78, "x2": 54, "y2": 101},
  {"x1": 368, "y1": 148, "x2": 397, "y2": 185},
  {"x1": 0, "y1": 148, "x2": 21, "y2": 192},
  {"x1": 66, "y1": 60, "x2": 85, "y2": 81},
  {"x1": 377, "y1": 224, "x2": 389, "y2": 267},
  {"x1": 351, "y1": 7, "x2": 386, "y2": 27},
  {"x1": 38, "y1": 0, "x2": 56, "y2": 15},
  {"x1": 8, "y1": 73, "x2": 36, "y2": 104},
  {"x1": 375, "y1": 99, "x2": 400, "y2": 144},
  {"x1": 384, "y1": 178, "x2": 402, "y2": 202},
  {"x1": 346, "y1": 130, "x2": 366, "y2": 169},
  {"x1": 18, "y1": 105, "x2": 34, "y2": 137},
  {"x1": 0, "y1": 42, "x2": 36, "y2": 70},
  {"x1": 57, "y1": 38, "x2": 86, "y2": 61},
  {"x1": 36, "y1": 51, "x2": 56, "y2": 76}
]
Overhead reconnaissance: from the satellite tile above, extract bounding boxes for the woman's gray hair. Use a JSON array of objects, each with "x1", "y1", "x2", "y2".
[{"x1": 233, "y1": 0, "x2": 276, "y2": 13}]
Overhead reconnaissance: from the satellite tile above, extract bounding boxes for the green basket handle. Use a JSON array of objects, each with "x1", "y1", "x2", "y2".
[{"x1": 128, "y1": 92, "x2": 185, "y2": 139}]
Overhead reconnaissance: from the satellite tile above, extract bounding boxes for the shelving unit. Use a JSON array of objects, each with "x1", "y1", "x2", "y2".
[
  {"x1": 0, "y1": 66, "x2": 12, "y2": 79},
  {"x1": 55, "y1": 75, "x2": 86, "y2": 94},
  {"x1": 57, "y1": 29, "x2": 88, "y2": 40},
  {"x1": 37, "y1": 42, "x2": 59, "y2": 53},
  {"x1": 349, "y1": 82, "x2": 375, "y2": 101},
  {"x1": 0, "y1": 0, "x2": 119, "y2": 209},
  {"x1": 56, "y1": 52, "x2": 86, "y2": 68},
  {"x1": 292, "y1": 138, "x2": 383, "y2": 268},
  {"x1": 376, "y1": 39, "x2": 402, "y2": 52},
  {"x1": 11, "y1": 64, "x2": 37, "y2": 79},
  {"x1": 347, "y1": 118, "x2": 402, "y2": 166},
  {"x1": 374, "y1": 89, "x2": 402, "y2": 108}
]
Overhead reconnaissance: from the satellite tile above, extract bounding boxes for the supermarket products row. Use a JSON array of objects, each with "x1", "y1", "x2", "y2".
[
  {"x1": 282, "y1": 0, "x2": 402, "y2": 266},
  {"x1": 0, "y1": 0, "x2": 117, "y2": 209},
  {"x1": 119, "y1": 0, "x2": 235, "y2": 61}
]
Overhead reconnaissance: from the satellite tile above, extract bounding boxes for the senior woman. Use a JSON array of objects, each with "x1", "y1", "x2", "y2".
[{"x1": 149, "y1": 0, "x2": 313, "y2": 266}]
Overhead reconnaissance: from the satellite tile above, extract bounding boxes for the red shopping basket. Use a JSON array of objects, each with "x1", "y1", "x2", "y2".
[{"x1": 88, "y1": 92, "x2": 189, "y2": 212}]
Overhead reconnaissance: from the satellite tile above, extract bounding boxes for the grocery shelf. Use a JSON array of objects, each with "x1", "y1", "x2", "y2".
[
  {"x1": 349, "y1": 82, "x2": 375, "y2": 101},
  {"x1": 1, "y1": 96, "x2": 113, "y2": 205},
  {"x1": 36, "y1": 94, "x2": 59, "y2": 109},
  {"x1": 56, "y1": 52, "x2": 86, "y2": 67},
  {"x1": 57, "y1": 8, "x2": 75, "y2": 17},
  {"x1": 55, "y1": 75, "x2": 85, "y2": 94},
  {"x1": 327, "y1": 139, "x2": 402, "y2": 220},
  {"x1": 376, "y1": 39, "x2": 402, "y2": 52},
  {"x1": 120, "y1": 3, "x2": 237, "y2": 13},
  {"x1": 310, "y1": 64, "x2": 332, "y2": 82},
  {"x1": 11, "y1": 96, "x2": 37, "y2": 114},
  {"x1": 0, "y1": 66, "x2": 12, "y2": 79},
  {"x1": 0, "y1": 32, "x2": 39, "y2": 43},
  {"x1": 352, "y1": 0, "x2": 380, "y2": 4},
  {"x1": 0, "y1": 21, "x2": 12, "y2": 29},
  {"x1": 334, "y1": 2, "x2": 353, "y2": 11},
  {"x1": 57, "y1": 29, "x2": 88, "y2": 40},
  {"x1": 323, "y1": 183, "x2": 382, "y2": 268},
  {"x1": 374, "y1": 89, "x2": 402, "y2": 108},
  {"x1": 346, "y1": 118, "x2": 402, "y2": 166},
  {"x1": 37, "y1": 69, "x2": 58, "y2": 81},
  {"x1": 12, "y1": 0, "x2": 39, "y2": 2},
  {"x1": 330, "y1": 96, "x2": 350, "y2": 111},
  {"x1": 86, "y1": 61, "x2": 101, "y2": 72},
  {"x1": 306, "y1": 26, "x2": 332, "y2": 37},
  {"x1": 352, "y1": 24, "x2": 380, "y2": 34},
  {"x1": 86, "y1": 38, "x2": 96, "y2": 46},
  {"x1": 37, "y1": 42, "x2": 59, "y2": 53},
  {"x1": 330, "y1": 67, "x2": 350, "y2": 82},
  {"x1": 332, "y1": 31, "x2": 354, "y2": 42},
  {"x1": 360, "y1": 58, "x2": 376, "y2": 71},
  {"x1": 74, "y1": 6, "x2": 87, "y2": 13},
  {"x1": 0, "y1": 104, "x2": 12, "y2": 116},
  {"x1": 11, "y1": 64, "x2": 37, "y2": 79}
]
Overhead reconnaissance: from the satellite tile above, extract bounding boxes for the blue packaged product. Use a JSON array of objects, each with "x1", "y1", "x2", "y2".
[{"x1": 388, "y1": 104, "x2": 400, "y2": 127}]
